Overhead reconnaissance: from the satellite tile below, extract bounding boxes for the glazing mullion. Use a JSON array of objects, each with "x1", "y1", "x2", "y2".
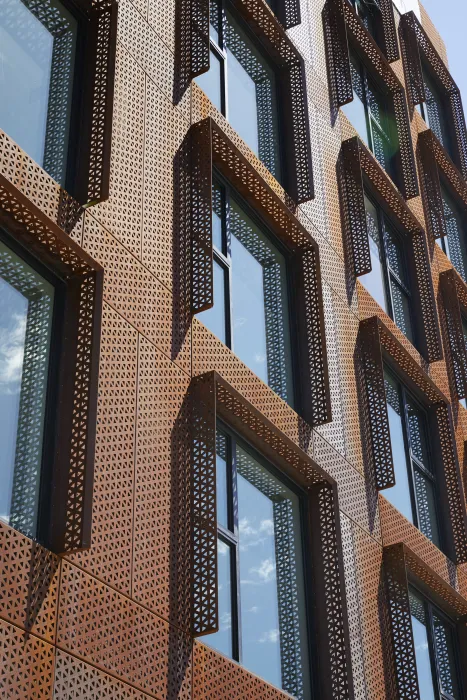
[
  {"x1": 224, "y1": 188, "x2": 235, "y2": 352},
  {"x1": 400, "y1": 385, "x2": 421, "y2": 528},
  {"x1": 377, "y1": 207, "x2": 395, "y2": 319},
  {"x1": 425, "y1": 601, "x2": 444, "y2": 700},
  {"x1": 231, "y1": 435, "x2": 242, "y2": 664},
  {"x1": 362, "y1": 66, "x2": 375, "y2": 152}
]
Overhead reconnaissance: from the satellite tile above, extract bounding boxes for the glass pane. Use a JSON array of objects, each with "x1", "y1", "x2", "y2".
[
  {"x1": 360, "y1": 195, "x2": 388, "y2": 311},
  {"x1": 225, "y1": 11, "x2": 280, "y2": 179},
  {"x1": 433, "y1": 613, "x2": 460, "y2": 699},
  {"x1": 342, "y1": 55, "x2": 369, "y2": 146},
  {"x1": 423, "y1": 68, "x2": 452, "y2": 156},
  {"x1": 384, "y1": 225, "x2": 406, "y2": 284},
  {"x1": 0, "y1": 0, "x2": 77, "y2": 186},
  {"x1": 442, "y1": 187, "x2": 467, "y2": 283},
  {"x1": 205, "y1": 538, "x2": 234, "y2": 657},
  {"x1": 413, "y1": 469, "x2": 440, "y2": 546},
  {"x1": 390, "y1": 280, "x2": 414, "y2": 343},
  {"x1": 212, "y1": 181, "x2": 224, "y2": 252},
  {"x1": 406, "y1": 398, "x2": 430, "y2": 470},
  {"x1": 230, "y1": 200, "x2": 294, "y2": 404},
  {"x1": 0, "y1": 238, "x2": 55, "y2": 537},
  {"x1": 236, "y1": 444, "x2": 310, "y2": 699},
  {"x1": 354, "y1": 0, "x2": 376, "y2": 40},
  {"x1": 216, "y1": 430, "x2": 229, "y2": 530},
  {"x1": 197, "y1": 259, "x2": 227, "y2": 344},
  {"x1": 194, "y1": 49, "x2": 222, "y2": 112},
  {"x1": 383, "y1": 373, "x2": 414, "y2": 523},
  {"x1": 409, "y1": 590, "x2": 437, "y2": 700}
]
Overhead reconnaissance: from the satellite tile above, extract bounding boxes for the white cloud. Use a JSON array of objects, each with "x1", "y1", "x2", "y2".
[
  {"x1": 239, "y1": 517, "x2": 256, "y2": 537},
  {"x1": 0, "y1": 313, "x2": 26, "y2": 389},
  {"x1": 220, "y1": 612, "x2": 232, "y2": 631},
  {"x1": 250, "y1": 558, "x2": 276, "y2": 583},
  {"x1": 246, "y1": 606, "x2": 259, "y2": 614},
  {"x1": 259, "y1": 519, "x2": 274, "y2": 535},
  {"x1": 259, "y1": 629, "x2": 279, "y2": 644},
  {"x1": 254, "y1": 353, "x2": 266, "y2": 364},
  {"x1": 218, "y1": 540, "x2": 229, "y2": 556}
]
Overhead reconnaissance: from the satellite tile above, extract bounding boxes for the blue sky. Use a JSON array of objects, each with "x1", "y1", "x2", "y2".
[{"x1": 421, "y1": 0, "x2": 467, "y2": 107}]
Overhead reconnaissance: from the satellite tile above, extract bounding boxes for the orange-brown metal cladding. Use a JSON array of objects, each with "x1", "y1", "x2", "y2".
[{"x1": 2, "y1": 0, "x2": 467, "y2": 698}]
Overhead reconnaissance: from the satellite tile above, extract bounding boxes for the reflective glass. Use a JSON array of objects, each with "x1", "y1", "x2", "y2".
[
  {"x1": 0, "y1": 0, "x2": 77, "y2": 186},
  {"x1": 236, "y1": 444, "x2": 310, "y2": 698},
  {"x1": 360, "y1": 196, "x2": 387, "y2": 311},
  {"x1": 390, "y1": 280, "x2": 414, "y2": 343},
  {"x1": 0, "y1": 238, "x2": 54, "y2": 537},
  {"x1": 413, "y1": 469, "x2": 440, "y2": 547},
  {"x1": 225, "y1": 12, "x2": 280, "y2": 179},
  {"x1": 209, "y1": 0, "x2": 220, "y2": 44},
  {"x1": 342, "y1": 56, "x2": 369, "y2": 146},
  {"x1": 384, "y1": 373, "x2": 414, "y2": 523},
  {"x1": 212, "y1": 182, "x2": 224, "y2": 252},
  {"x1": 433, "y1": 613, "x2": 460, "y2": 699},
  {"x1": 442, "y1": 187, "x2": 467, "y2": 283},
  {"x1": 409, "y1": 591, "x2": 437, "y2": 700},
  {"x1": 423, "y1": 68, "x2": 452, "y2": 156},
  {"x1": 406, "y1": 399, "x2": 430, "y2": 470},
  {"x1": 195, "y1": 49, "x2": 222, "y2": 112},
  {"x1": 197, "y1": 259, "x2": 227, "y2": 344},
  {"x1": 216, "y1": 430, "x2": 229, "y2": 529},
  {"x1": 230, "y1": 200, "x2": 294, "y2": 404},
  {"x1": 206, "y1": 538, "x2": 234, "y2": 657}
]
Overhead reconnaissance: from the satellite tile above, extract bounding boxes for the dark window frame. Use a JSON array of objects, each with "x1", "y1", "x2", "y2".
[
  {"x1": 439, "y1": 268, "x2": 467, "y2": 402},
  {"x1": 383, "y1": 365, "x2": 442, "y2": 549},
  {"x1": 208, "y1": 170, "x2": 299, "y2": 408},
  {"x1": 409, "y1": 585, "x2": 464, "y2": 700},
  {"x1": 0, "y1": 173, "x2": 103, "y2": 554},
  {"x1": 1, "y1": 0, "x2": 118, "y2": 207},
  {"x1": 363, "y1": 189, "x2": 416, "y2": 344},
  {"x1": 211, "y1": 419, "x2": 316, "y2": 698}
]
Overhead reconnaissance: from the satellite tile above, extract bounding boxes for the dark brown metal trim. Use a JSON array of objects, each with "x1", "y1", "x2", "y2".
[
  {"x1": 399, "y1": 11, "x2": 467, "y2": 179},
  {"x1": 276, "y1": 0, "x2": 301, "y2": 30},
  {"x1": 190, "y1": 371, "x2": 354, "y2": 699},
  {"x1": 439, "y1": 269, "x2": 467, "y2": 401},
  {"x1": 0, "y1": 174, "x2": 103, "y2": 554},
  {"x1": 323, "y1": 0, "x2": 418, "y2": 199},
  {"x1": 341, "y1": 137, "x2": 442, "y2": 363},
  {"x1": 190, "y1": 117, "x2": 331, "y2": 427}
]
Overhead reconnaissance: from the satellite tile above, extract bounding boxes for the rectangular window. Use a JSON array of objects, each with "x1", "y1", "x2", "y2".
[
  {"x1": 0, "y1": 233, "x2": 59, "y2": 538},
  {"x1": 342, "y1": 52, "x2": 396, "y2": 180},
  {"x1": 351, "y1": 0, "x2": 378, "y2": 44},
  {"x1": 417, "y1": 66, "x2": 453, "y2": 159},
  {"x1": 409, "y1": 588, "x2": 463, "y2": 700},
  {"x1": 360, "y1": 194, "x2": 415, "y2": 343},
  {"x1": 207, "y1": 425, "x2": 312, "y2": 699},
  {"x1": 198, "y1": 178, "x2": 295, "y2": 406},
  {"x1": 0, "y1": 0, "x2": 80, "y2": 187},
  {"x1": 194, "y1": 0, "x2": 281, "y2": 181},
  {"x1": 383, "y1": 370, "x2": 441, "y2": 547},
  {"x1": 436, "y1": 186, "x2": 467, "y2": 284}
]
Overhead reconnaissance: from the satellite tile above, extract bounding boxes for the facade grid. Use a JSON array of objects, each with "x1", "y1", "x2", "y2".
[{"x1": 1, "y1": 0, "x2": 467, "y2": 698}]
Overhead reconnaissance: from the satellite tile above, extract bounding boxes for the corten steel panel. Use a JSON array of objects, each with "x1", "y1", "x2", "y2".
[
  {"x1": 57, "y1": 560, "x2": 192, "y2": 698},
  {"x1": 419, "y1": 3, "x2": 448, "y2": 66},
  {"x1": 0, "y1": 175, "x2": 103, "y2": 554},
  {"x1": 193, "y1": 642, "x2": 291, "y2": 700},
  {"x1": 82, "y1": 212, "x2": 191, "y2": 375},
  {"x1": 54, "y1": 649, "x2": 153, "y2": 699},
  {"x1": 0, "y1": 522, "x2": 59, "y2": 643},
  {"x1": 92, "y1": 45, "x2": 145, "y2": 259},
  {"x1": 322, "y1": 0, "x2": 419, "y2": 200},
  {"x1": 418, "y1": 129, "x2": 467, "y2": 242},
  {"x1": 339, "y1": 135, "x2": 442, "y2": 363},
  {"x1": 190, "y1": 372, "x2": 354, "y2": 700},
  {"x1": 133, "y1": 337, "x2": 191, "y2": 630},
  {"x1": 143, "y1": 80, "x2": 191, "y2": 291},
  {"x1": 439, "y1": 269, "x2": 467, "y2": 401},
  {"x1": 190, "y1": 116, "x2": 331, "y2": 427},
  {"x1": 66, "y1": 303, "x2": 137, "y2": 595},
  {"x1": 399, "y1": 11, "x2": 467, "y2": 179},
  {"x1": 0, "y1": 619, "x2": 55, "y2": 699}
]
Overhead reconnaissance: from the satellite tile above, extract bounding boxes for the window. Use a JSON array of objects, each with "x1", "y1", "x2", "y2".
[
  {"x1": 195, "y1": 0, "x2": 281, "y2": 180},
  {"x1": 459, "y1": 316, "x2": 467, "y2": 409},
  {"x1": 342, "y1": 52, "x2": 396, "y2": 179},
  {"x1": 0, "y1": 0, "x2": 80, "y2": 188},
  {"x1": 198, "y1": 178, "x2": 295, "y2": 405},
  {"x1": 383, "y1": 369, "x2": 441, "y2": 547},
  {"x1": 417, "y1": 66, "x2": 453, "y2": 158},
  {"x1": 208, "y1": 424, "x2": 312, "y2": 699},
  {"x1": 435, "y1": 186, "x2": 467, "y2": 284},
  {"x1": 360, "y1": 193, "x2": 414, "y2": 343},
  {"x1": 409, "y1": 588, "x2": 463, "y2": 700},
  {"x1": 0, "y1": 231, "x2": 60, "y2": 539},
  {"x1": 350, "y1": 0, "x2": 377, "y2": 42}
]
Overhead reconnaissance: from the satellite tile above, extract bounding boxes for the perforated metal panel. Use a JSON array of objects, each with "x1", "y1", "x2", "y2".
[
  {"x1": 322, "y1": 0, "x2": 419, "y2": 200},
  {"x1": 439, "y1": 269, "x2": 467, "y2": 401}
]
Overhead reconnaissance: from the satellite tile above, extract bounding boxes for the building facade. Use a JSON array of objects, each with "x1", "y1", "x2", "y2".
[{"x1": 1, "y1": 0, "x2": 467, "y2": 698}]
